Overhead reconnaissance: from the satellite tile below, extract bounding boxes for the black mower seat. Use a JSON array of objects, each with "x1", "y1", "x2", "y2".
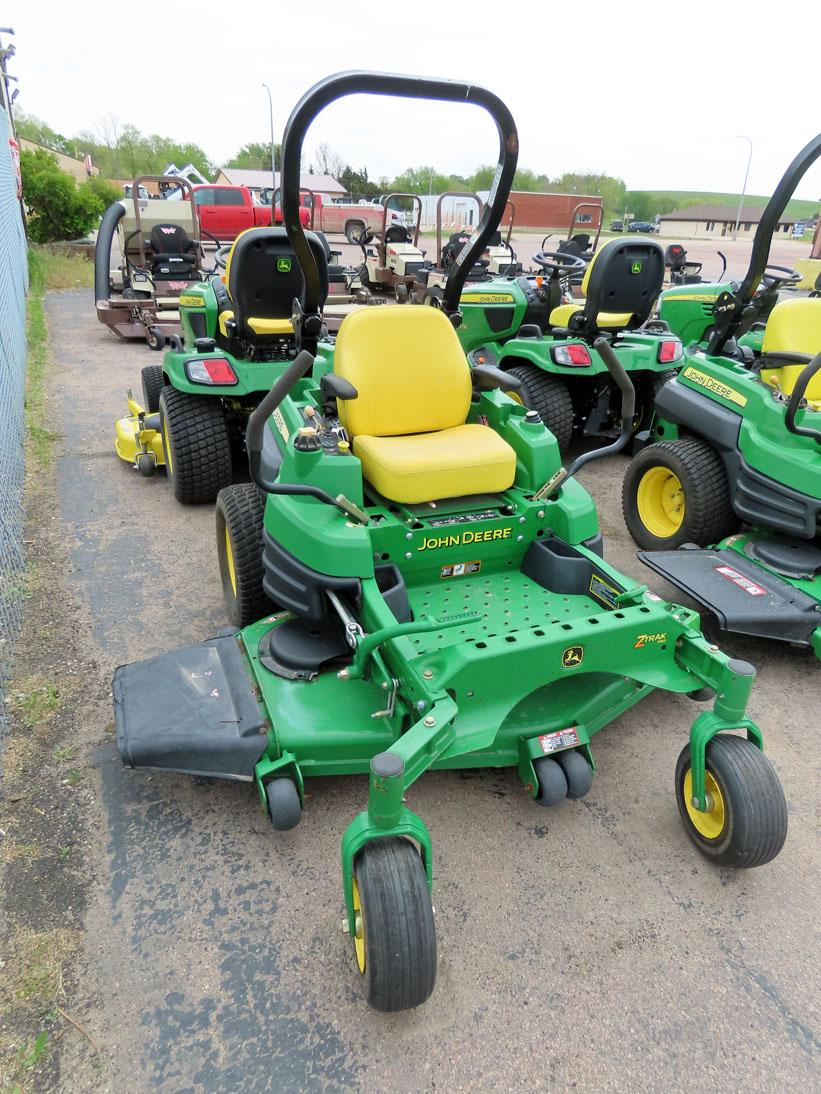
[
  {"x1": 149, "y1": 223, "x2": 198, "y2": 278},
  {"x1": 219, "y1": 226, "x2": 329, "y2": 342},
  {"x1": 548, "y1": 236, "x2": 665, "y2": 337},
  {"x1": 333, "y1": 307, "x2": 516, "y2": 504}
]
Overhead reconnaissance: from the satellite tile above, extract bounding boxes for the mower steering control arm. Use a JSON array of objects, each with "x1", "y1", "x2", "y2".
[{"x1": 785, "y1": 351, "x2": 821, "y2": 443}]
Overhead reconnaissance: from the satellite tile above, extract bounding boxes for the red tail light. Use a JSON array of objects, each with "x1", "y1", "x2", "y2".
[
  {"x1": 185, "y1": 357, "x2": 238, "y2": 385},
  {"x1": 658, "y1": 340, "x2": 682, "y2": 363},
  {"x1": 552, "y1": 343, "x2": 592, "y2": 366}
]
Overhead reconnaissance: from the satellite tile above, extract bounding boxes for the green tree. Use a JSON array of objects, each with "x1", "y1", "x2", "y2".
[
  {"x1": 623, "y1": 190, "x2": 657, "y2": 221},
  {"x1": 224, "y1": 141, "x2": 280, "y2": 171},
  {"x1": 83, "y1": 174, "x2": 123, "y2": 213},
  {"x1": 15, "y1": 111, "x2": 75, "y2": 156},
  {"x1": 21, "y1": 149, "x2": 101, "y2": 242},
  {"x1": 338, "y1": 165, "x2": 381, "y2": 199}
]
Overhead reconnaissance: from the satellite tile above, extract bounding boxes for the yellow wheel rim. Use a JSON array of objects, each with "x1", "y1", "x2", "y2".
[
  {"x1": 505, "y1": 389, "x2": 523, "y2": 405},
  {"x1": 683, "y1": 768, "x2": 726, "y2": 840},
  {"x1": 162, "y1": 416, "x2": 173, "y2": 475},
  {"x1": 352, "y1": 878, "x2": 366, "y2": 973},
  {"x1": 224, "y1": 527, "x2": 237, "y2": 595},
  {"x1": 636, "y1": 466, "x2": 685, "y2": 539}
]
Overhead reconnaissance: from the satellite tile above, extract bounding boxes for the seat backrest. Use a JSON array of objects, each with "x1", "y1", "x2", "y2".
[
  {"x1": 665, "y1": 243, "x2": 687, "y2": 271},
  {"x1": 577, "y1": 236, "x2": 665, "y2": 337},
  {"x1": 150, "y1": 223, "x2": 194, "y2": 257},
  {"x1": 225, "y1": 227, "x2": 329, "y2": 338},
  {"x1": 760, "y1": 298, "x2": 821, "y2": 401},
  {"x1": 333, "y1": 307, "x2": 472, "y2": 438},
  {"x1": 761, "y1": 297, "x2": 821, "y2": 358}
]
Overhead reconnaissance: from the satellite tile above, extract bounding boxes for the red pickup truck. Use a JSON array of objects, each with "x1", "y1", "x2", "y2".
[{"x1": 190, "y1": 184, "x2": 310, "y2": 242}]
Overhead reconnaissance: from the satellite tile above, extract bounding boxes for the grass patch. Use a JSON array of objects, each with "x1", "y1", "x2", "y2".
[
  {"x1": 51, "y1": 744, "x2": 76, "y2": 764},
  {"x1": 10, "y1": 680, "x2": 60, "y2": 730}
]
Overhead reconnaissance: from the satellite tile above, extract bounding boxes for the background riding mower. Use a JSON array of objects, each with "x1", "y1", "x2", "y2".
[
  {"x1": 95, "y1": 175, "x2": 220, "y2": 349},
  {"x1": 356, "y1": 192, "x2": 427, "y2": 301},
  {"x1": 113, "y1": 71, "x2": 787, "y2": 1015},
  {"x1": 623, "y1": 131, "x2": 821, "y2": 659},
  {"x1": 413, "y1": 195, "x2": 520, "y2": 304},
  {"x1": 114, "y1": 226, "x2": 336, "y2": 501},
  {"x1": 454, "y1": 237, "x2": 684, "y2": 451}
]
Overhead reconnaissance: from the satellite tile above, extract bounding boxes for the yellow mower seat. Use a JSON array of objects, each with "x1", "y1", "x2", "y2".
[
  {"x1": 334, "y1": 307, "x2": 516, "y2": 504},
  {"x1": 549, "y1": 303, "x2": 633, "y2": 328},
  {"x1": 759, "y1": 298, "x2": 821, "y2": 403}
]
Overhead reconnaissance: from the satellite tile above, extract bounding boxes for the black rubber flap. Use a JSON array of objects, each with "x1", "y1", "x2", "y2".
[
  {"x1": 113, "y1": 635, "x2": 268, "y2": 778},
  {"x1": 639, "y1": 547, "x2": 819, "y2": 645}
]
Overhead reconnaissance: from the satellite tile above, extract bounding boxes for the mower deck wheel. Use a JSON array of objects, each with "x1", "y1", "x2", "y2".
[
  {"x1": 159, "y1": 386, "x2": 232, "y2": 504},
  {"x1": 558, "y1": 750, "x2": 593, "y2": 799},
  {"x1": 353, "y1": 837, "x2": 436, "y2": 1012},
  {"x1": 395, "y1": 282, "x2": 409, "y2": 304},
  {"x1": 534, "y1": 756, "x2": 568, "y2": 807},
  {"x1": 675, "y1": 735, "x2": 787, "y2": 868},
  {"x1": 505, "y1": 365, "x2": 573, "y2": 452},
  {"x1": 216, "y1": 483, "x2": 275, "y2": 627},
  {"x1": 146, "y1": 326, "x2": 164, "y2": 351},
  {"x1": 265, "y1": 778, "x2": 301, "y2": 831},
  {"x1": 136, "y1": 453, "x2": 155, "y2": 477},
  {"x1": 622, "y1": 438, "x2": 739, "y2": 550},
  {"x1": 141, "y1": 365, "x2": 165, "y2": 414}
]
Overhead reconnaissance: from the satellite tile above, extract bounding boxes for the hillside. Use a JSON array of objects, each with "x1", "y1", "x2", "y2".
[{"x1": 647, "y1": 190, "x2": 818, "y2": 220}]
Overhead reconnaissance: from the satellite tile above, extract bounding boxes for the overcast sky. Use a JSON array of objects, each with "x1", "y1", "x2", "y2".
[{"x1": 8, "y1": 0, "x2": 820, "y2": 202}]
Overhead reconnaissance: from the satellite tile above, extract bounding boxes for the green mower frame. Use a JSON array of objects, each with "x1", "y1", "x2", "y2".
[
  {"x1": 113, "y1": 72, "x2": 788, "y2": 1014},
  {"x1": 623, "y1": 131, "x2": 821, "y2": 658}
]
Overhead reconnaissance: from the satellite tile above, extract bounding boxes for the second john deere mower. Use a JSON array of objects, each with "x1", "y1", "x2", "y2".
[{"x1": 113, "y1": 71, "x2": 787, "y2": 1016}]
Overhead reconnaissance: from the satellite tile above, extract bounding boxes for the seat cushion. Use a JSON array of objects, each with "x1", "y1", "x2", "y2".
[
  {"x1": 549, "y1": 304, "x2": 633, "y2": 329},
  {"x1": 354, "y1": 423, "x2": 516, "y2": 504}
]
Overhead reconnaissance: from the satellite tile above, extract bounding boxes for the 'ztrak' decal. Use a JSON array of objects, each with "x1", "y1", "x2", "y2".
[{"x1": 634, "y1": 632, "x2": 667, "y2": 649}]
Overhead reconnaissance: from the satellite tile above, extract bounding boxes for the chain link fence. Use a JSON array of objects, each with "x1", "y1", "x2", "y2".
[{"x1": 0, "y1": 107, "x2": 29, "y2": 775}]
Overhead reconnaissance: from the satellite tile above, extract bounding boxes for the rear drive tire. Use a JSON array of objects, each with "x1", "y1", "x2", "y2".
[
  {"x1": 505, "y1": 364, "x2": 574, "y2": 451},
  {"x1": 622, "y1": 438, "x2": 739, "y2": 550},
  {"x1": 159, "y1": 386, "x2": 232, "y2": 504},
  {"x1": 353, "y1": 838, "x2": 437, "y2": 1011},
  {"x1": 216, "y1": 483, "x2": 275, "y2": 627},
  {"x1": 140, "y1": 364, "x2": 165, "y2": 413}
]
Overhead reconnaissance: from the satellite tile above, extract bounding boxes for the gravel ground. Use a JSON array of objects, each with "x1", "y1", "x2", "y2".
[{"x1": 3, "y1": 286, "x2": 818, "y2": 1092}]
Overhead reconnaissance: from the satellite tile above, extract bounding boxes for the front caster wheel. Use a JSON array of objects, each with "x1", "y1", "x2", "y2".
[
  {"x1": 534, "y1": 756, "x2": 568, "y2": 806},
  {"x1": 352, "y1": 837, "x2": 436, "y2": 1012},
  {"x1": 265, "y1": 778, "x2": 301, "y2": 831},
  {"x1": 675, "y1": 735, "x2": 787, "y2": 868},
  {"x1": 136, "y1": 453, "x2": 155, "y2": 477},
  {"x1": 146, "y1": 325, "x2": 164, "y2": 351}
]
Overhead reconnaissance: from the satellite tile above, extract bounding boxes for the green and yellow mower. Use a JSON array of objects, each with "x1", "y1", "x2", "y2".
[
  {"x1": 113, "y1": 73, "x2": 788, "y2": 1014},
  {"x1": 623, "y1": 132, "x2": 821, "y2": 658}
]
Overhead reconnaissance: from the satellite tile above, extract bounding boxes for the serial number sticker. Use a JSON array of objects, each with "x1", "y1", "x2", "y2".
[
  {"x1": 538, "y1": 727, "x2": 580, "y2": 754},
  {"x1": 428, "y1": 509, "x2": 498, "y2": 527},
  {"x1": 682, "y1": 366, "x2": 747, "y2": 407},
  {"x1": 589, "y1": 573, "x2": 621, "y2": 608},
  {"x1": 715, "y1": 564, "x2": 766, "y2": 596},
  {"x1": 440, "y1": 560, "x2": 481, "y2": 580},
  {"x1": 272, "y1": 407, "x2": 289, "y2": 443}
]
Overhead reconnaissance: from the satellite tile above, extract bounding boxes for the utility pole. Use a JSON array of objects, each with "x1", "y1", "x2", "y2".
[
  {"x1": 262, "y1": 83, "x2": 276, "y2": 195},
  {"x1": 733, "y1": 135, "x2": 753, "y2": 241}
]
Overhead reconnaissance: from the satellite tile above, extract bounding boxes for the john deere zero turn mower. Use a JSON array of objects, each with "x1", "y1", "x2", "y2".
[
  {"x1": 623, "y1": 133, "x2": 821, "y2": 657},
  {"x1": 114, "y1": 227, "x2": 337, "y2": 501},
  {"x1": 113, "y1": 72, "x2": 787, "y2": 1013},
  {"x1": 453, "y1": 238, "x2": 682, "y2": 451}
]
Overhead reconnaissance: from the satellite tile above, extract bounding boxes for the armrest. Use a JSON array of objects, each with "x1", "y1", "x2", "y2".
[
  {"x1": 472, "y1": 364, "x2": 521, "y2": 391},
  {"x1": 320, "y1": 373, "x2": 358, "y2": 415}
]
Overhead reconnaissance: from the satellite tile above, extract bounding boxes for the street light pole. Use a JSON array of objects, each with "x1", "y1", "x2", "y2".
[
  {"x1": 262, "y1": 82, "x2": 276, "y2": 196},
  {"x1": 733, "y1": 135, "x2": 753, "y2": 241}
]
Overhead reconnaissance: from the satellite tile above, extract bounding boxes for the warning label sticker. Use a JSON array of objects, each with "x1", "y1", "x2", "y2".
[
  {"x1": 538, "y1": 727, "x2": 580, "y2": 754},
  {"x1": 589, "y1": 573, "x2": 621, "y2": 608},
  {"x1": 440, "y1": 560, "x2": 481, "y2": 580},
  {"x1": 715, "y1": 564, "x2": 767, "y2": 597}
]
